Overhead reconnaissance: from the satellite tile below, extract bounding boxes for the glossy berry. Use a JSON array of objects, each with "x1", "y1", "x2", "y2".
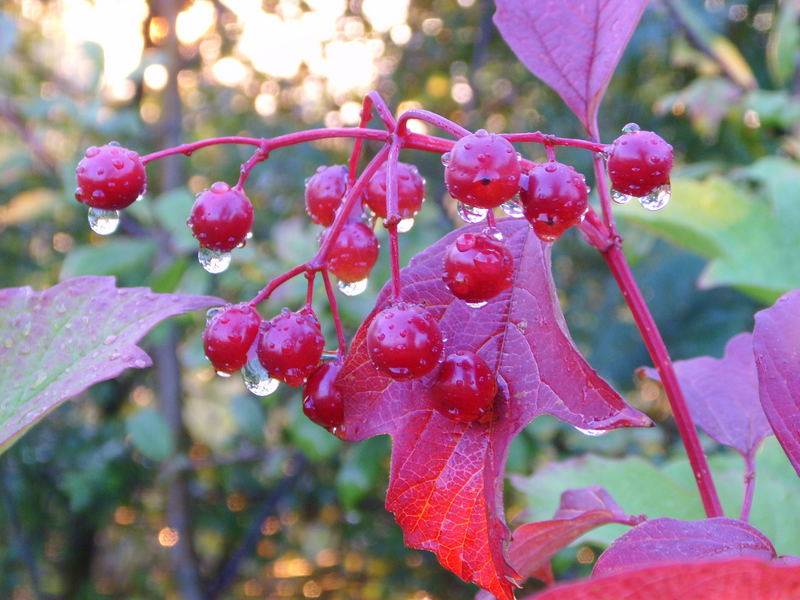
[
  {"x1": 305, "y1": 165, "x2": 348, "y2": 226},
  {"x1": 607, "y1": 128, "x2": 673, "y2": 197},
  {"x1": 326, "y1": 221, "x2": 380, "y2": 283},
  {"x1": 203, "y1": 304, "x2": 262, "y2": 374},
  {"x1": 444, "y1": 129, "x2": 521, "y2": 209},
  {"x1": 257, "y1": 309, "x2": 325, "y2": 387},
  {"x1": 303, "y1": 361, "x2": 344, "y2": 430},
  {"x1": 364, "y1": 162, "x2": 425, "y2": 220},
  {"x1": 443, "y1": 232, "x2": 513, "y2": 303},
  {"x1": 367, "y1": 303, "x2": 443, "y2": 381},
  {"x1": 75, "y1": 143, "x2": 147, "y2": 210},
  {"x1": 520, "y1": 162, "x2": 588, "y2": 242},
  {"x1": 433, "y1": 351, "x2": 497, "y2": 423},
  {"x1": 187, "y1": 182, "x2": 254, "y2": 252}
]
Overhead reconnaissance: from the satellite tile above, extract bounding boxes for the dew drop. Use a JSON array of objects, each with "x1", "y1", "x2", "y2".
[
  {"x1": 638, "y1": 184, "x2": 671, "y2": 211},
  {"x1": 397, "y1": 217, "x2": 415, "y2": 233},
  {"x1": 216, "y1": 370, "x2": 232, "y2": 378},
  {"x1": 206, "y1": 307, "x2": 222, "y2": 323},
  {"x1": 440, "y1": 152, "x2": 451, "y2": 166},
  {"x1": 465, "y1": 301, "x2": 488, "y2": 309},
  {"x1": 483, "y1": 226, "x2": 504, "y2": 241},
  {"x1": 198, "y1": 247, "x2": 231, "y2": 274},
  {"x1": 104, "y1": 335, "x2": 117, "y2": 345},
  {"x1": 457, "y1": 202, "x2": 488, "y2": 224},
  {"x1": 574, "y1": 426, "x2": 608, "y2": 437},
  {"x1": 242, "y1": 358, "x2": 280, "y2": 396},
  {"x1": 621, "y1": 122, "x2": 641, "y2": 134},
  {"x1": 88, "y1": 208, "x2": 120, "y2": 235},
  {"x1": 337, "y1": 278, "x2": 368, "y2": 296},
  {"x1": 475, "y1": 128, "x2": 489, "y2": 137},
  {"x1": 501, "y1": 200, "x2": 524, "y2": 218},
  {"x1": 610, "y1": 189, "x2": 633, "y2": 205}
]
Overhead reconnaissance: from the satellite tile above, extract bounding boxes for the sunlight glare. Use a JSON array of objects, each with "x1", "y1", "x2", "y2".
[
  {"x1": 362, "y1": 0, "x2": 409, "y2": 33},
  {"x1": 177, "y1": 0, "x2": 216, "y2": 45}
]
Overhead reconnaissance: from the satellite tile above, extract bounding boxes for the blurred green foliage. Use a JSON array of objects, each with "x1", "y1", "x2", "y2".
[{"x1": 0, "y1": 0, "x2": 798, "y2": 598}]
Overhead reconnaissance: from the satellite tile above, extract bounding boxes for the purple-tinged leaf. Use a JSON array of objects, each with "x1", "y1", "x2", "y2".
[
  {"x1": 493, "y1": 0, "x2": 649, "y2": 133},
  {"x1": 753, "y1": 290, "x2": 800, "y2": 477},
  {"x1": 527, "y1": 558, "x2": 800, "y2": 600},
  {"x1": 640, "y1": 333, "x2": 772, "y2": 460},
  {"x1": 508, "y1": 486, "x2": 643, "y2": 587},
  {"x1": 593, "y1": 517, "x2": 776, "y2": 577},
  {"x1": 338, "y1": 220, "x2": 651, "y2": 600},
  {"x1": 0, "y1": 276, "x2": 221, "y2": 453}
]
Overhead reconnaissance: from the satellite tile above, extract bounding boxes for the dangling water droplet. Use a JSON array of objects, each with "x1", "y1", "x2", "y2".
[
  {"x1": 397, "y1": 217, "x2": 415, "y2": 233},
  {"x1": 338, "y1": 278, "x2": 368, "y2": 296},
  {"x1": 88, "y1": 208, "x2": 120, "y2": 235},
  {"x1": 501, "y1": 200, "x2": 524, "y2": 218},
  {"x1": 622, "y1": 122, "x2": 641, "y2": 134},
  {"x1": 440, "y1": 152, "x2": 451, "y2": 166},
  {"x1": 198, "y1": 247, "x2": 231, "y2": 274},
  {"x1": 574, "y1": 426, "x2": 608, "y2": 437},
  {"x1": 457, "y1": 202, "x2": 488, "y2": 224},
  {"x1": 242, "y1": 357, "x2": 280, "y2": 396},
  {"x1": 638, "y1": 184, "x2": 671, "y2": 211},
  {"x1": 216, "y1": 370, "x2": 232, "y2": 378},
  {"x1": 465, "y1": 301, "x2": 488, "y2": 309},
  {"x1": 611, "y1": 189, "x2": 633, "y2": 205}
]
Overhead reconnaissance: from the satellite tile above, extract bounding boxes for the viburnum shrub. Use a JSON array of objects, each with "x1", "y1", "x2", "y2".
[{"x1": 17, "y1": 0, "x2": 792, "y2": 598}]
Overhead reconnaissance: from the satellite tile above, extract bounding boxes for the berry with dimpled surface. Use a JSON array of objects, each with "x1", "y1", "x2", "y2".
[
  {"x1": 433, "y1": 351, "x2": 497, "y2": 423},
  {"x1": 75, "y1": 143, "x2": 147, "y2": 210},
  {"x1": 257, "y1": 309, "x2": 325, "y2": 387},
  {"x1": 305, "y1": 165, "x2": 348, "y2": 226},
  {"x1": 303, "y1": 361, "x2": 345, "y2": 430},
  {"x1": 326, "y1": 221, "x2": 380, "y2": 283},
  {"x1": 203, "y1": 304, "x2": 262, "y2": 374},
  {"x1": 520, "y1": 162, "x2": 588, "y2": 242},
  {"x1": 187, "y1": 182, "x2": 254, "y2": 252},
  {"x1": 442, "y1": 231, "x2": 514, "y2": 303},
  {"x1": 607, "y1": 128, "x2": 673, "y2": 197},
  {"x1": 364, "y1": 162, "x2": 425, "y2": 220}
]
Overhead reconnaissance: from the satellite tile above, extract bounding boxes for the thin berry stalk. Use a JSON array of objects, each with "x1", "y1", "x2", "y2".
[
  {"x1": 321, "y1": 270, "x2": 347, "y2": 356},
  {"x1": 741, "y1": 453, "x2": 756, "y2": 522}
]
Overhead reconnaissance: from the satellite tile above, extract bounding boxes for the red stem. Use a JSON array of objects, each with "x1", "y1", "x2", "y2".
[
  {"x1": 397, "y1": 108, "x2": 470, "y2": 139},
  {"x1": 740, "y1": 453, "x2": 756, "y2": 522},
  {"x1": 248, "y1": 263, "x2": 308, "y2": 307},
  {"x1": 503, "y1": 132, "x2": 608, "y2": 153},
  {"x1": 602, "y1": 244, "x2": 723, "y2": 518},
  {"x1": 321, "y1": 270, "x2": 347, "y2": 356},
  {"x1": 305, "y1": 271, "x2": 315, "y2": 308}
]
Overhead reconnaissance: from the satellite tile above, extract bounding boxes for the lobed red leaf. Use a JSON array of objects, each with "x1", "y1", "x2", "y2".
[
  {"x1": 753, "y1": 290, "x2": 800, "y2": 477},
  {"x1": 338, "y1": 220, "x2": 650, "y2": 599},
  {"x1": 493, "y1": 0, "x2": 649, "y2": 133}
]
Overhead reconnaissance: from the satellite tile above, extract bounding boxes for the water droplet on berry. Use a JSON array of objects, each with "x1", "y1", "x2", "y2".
[
  {"x1": 501, "y1": 200, "x2": 524, "y2": 218},
  {"x1": 337, "y1": 278, "x2": 368, "y2": 296},
  {"x1": 216, "y1": 370, "x2": 232, "y2": 378},
  {"x1": 88, "y1": 208, "x2": 120, "y2": 235},
  {"x1": 611, "y1": 189, "x2": 634, "y2": 205},
  {"x1": 198, "y1": 247, "x2": 231, "y2": 274},
  {"x1": 621, "y1": 122, "x2": 641, "y2": 134},
  {"x1": 242, "y1": 357, "x2": 280, "y2": 396},
  {"x1": 397, "y1": 217, "x2": 415, "y2": 233},
  {"x1": 205, "y1": 307, "x2": 222, "y2": 323},
  {"x1": 84, "y1": 146, "x2": 100, "y2": 158},
  {"x1": 457, "y1": 202, "x2": 488, "y2": 224},
  {"x1": 440, "y1": 152, "x2": 451, "y2": 166},
  {"x1": 475, "y1": 128, "x2": 489, "y2": 137},
  {"x1": 465, "y1": 300, "x2": 488, "y2": 309},
  {"x1": 483, "y1": 226, "x2": 504, "y2": 241},
  {"x1": 574, "y1": 426, "x2": 608, "y2": 437},
  {"x1": 638, "y1": 184, "x2": 671, "y2": 211}
]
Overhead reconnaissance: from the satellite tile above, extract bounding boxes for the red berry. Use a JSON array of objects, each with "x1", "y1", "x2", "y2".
[
  {"x1": 305, "y1": 165, "x2": 348, "y2": 226},
  {"x1": 443, "y1": 232, "x2": 514, "y2": 303},
  {"x1": 326, "y1": 221, "x2": 380, "y2": 283},
  {"x1": 303, "y1": 361, "x2": 344, "y2": 430},
  {"x1": 364, "y1": 162, "x2": 425, "y2": 219},
  {"x1": 433, "y1": 351, "x2": 497, "y2": 423},
  {"x1": 75, "y1": 143, "x2": 147, "y2": 210},
  {"x1": 257, "y1": 309, "x2": 325, "y2": 387},
  {"x1": 607, "y1": 128, "x2": 673, "y2": 197},
  {"x1": 520, "y1": 162, "x2": 588, "y2": 242},
  {"x1": 444, "y1": 129, "x2": 521, "y2": 209},
  {"x1": 187, "y1": 182, "x2": 254, "y2": 252},
  {"x1": 203, "y1": 303, "x2": 262, "y2": 374},
  {"x1": 367, "y1": 303, "x2": 443, "y2": 380}
]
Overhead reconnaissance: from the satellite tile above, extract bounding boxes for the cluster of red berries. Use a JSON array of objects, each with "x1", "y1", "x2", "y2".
[{"x1": 74, "y1": 123, "x2": 673, "y2": 432}]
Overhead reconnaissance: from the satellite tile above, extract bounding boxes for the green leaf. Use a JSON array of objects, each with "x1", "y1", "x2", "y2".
[
  {"x1": 230, "y1": 394, "x2": 264, "y2": 441},
  {"x1": 61, "y1": 238, "x2": 157, "y2": 280},
  {"x1": 126, "y1": 407, "x2": 174, "y2": 461},
  {"x1": 617, "y1": 167, "x2": 800, "y2": 303},
  {"x1": 767, "y1": 1, "x2": 800, "y2": 86},
  {"x1": 512, "y1": 453, "x2": 704, "y2": 546},
  {"x1": 286, "y1": 400, "x2": 341, "y2": 461},
  {"x1": 663, "y1": 438, "x2": 800, "y2": 556},
  {"x1": 336, "y1": 437, "x2": 387, "y2": 509},
  {"x1": 151, "y1": 188, "x2": 198, "y2": 252}
]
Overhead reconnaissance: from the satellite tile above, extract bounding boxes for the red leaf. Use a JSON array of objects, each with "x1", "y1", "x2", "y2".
[
  {"x1": 338, "y1": 220, "x2": 650, "y2": 599},
  {"x1": 493, "y1": 0, "x2": 649, "y2": 133},
  {"x1": 509, "y1": 486, "x2": 643, "y2": 586},
  {"x1": 593, "y1": 517, "x2": 776, "y2": 577},
  {"x1": 753, "y1": 290, "x2": 800, "y2": 477},
  {"x1": 0, "y1": 276, "x2": 221, "y2": 453},
  {"x1": 527, "y1": 558, "x2": 800, "y2": 600},
  {"x1": 639, "y1": 333, "x2": 772, "y2": 461}
]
